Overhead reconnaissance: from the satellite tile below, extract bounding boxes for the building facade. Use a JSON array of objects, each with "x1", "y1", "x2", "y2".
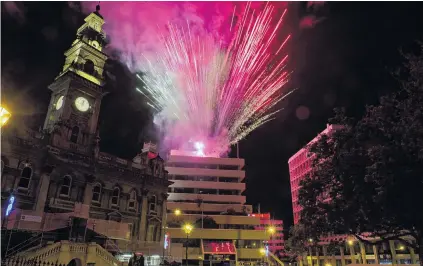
[
  {"x1": 287, "y1": 124, "x2": 342, "y2": 225},
  {"x1": 251, "y1": 213, "x2": 284, "y2": 257},
  {"x1": 1, "y1": 6, "x2": 171, "y2": 265},
  {"x1": 164, "y1": 149, "x2": 272, "y2": 266},
  {"x1": 288, "y1": 124, "x2": 419, "y2": 265}
]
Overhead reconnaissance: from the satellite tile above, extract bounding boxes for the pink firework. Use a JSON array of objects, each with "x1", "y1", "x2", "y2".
[{"x1": 82, "y1": 2, "x2": 293, "y2": 156}]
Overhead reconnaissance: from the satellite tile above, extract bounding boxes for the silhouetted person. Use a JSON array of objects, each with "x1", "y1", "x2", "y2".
[{"x1": 140, "y1": 254, "x2": 145, "y2": 266}]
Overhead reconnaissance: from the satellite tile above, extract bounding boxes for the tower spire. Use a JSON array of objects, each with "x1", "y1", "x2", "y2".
[{"x1": 96, "y1": 1, "x2": 100, "y2": 12}]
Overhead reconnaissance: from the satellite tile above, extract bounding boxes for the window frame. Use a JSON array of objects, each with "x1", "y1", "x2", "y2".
[
  {"x1": 59, "y1": 175, "x2": 72, "y2": 197},
  {"x1": 128, "y1": 190, "x2": 137, "y2": 211},
  {"x1": 17, "y1": 165, "x2": 33, "y2": 190},
  {"x1": 111, "y1": 187, "x2": 120, "y2": 207},
  {"x1": 92, "y1": 183, "x2": 102, "y2": 203}
]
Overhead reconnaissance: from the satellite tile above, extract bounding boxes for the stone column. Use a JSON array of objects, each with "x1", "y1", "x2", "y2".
[
  {"x1": 159, "y1": 193, "x2": 169, "y2": 242},
  {"x1": 388, "y1": 240, "x2": 398, "y2": 265},
  {"x1": 359, "y1": 241, "x2": 367, "y2": 264},
  {"x1": 138, "y1": 190, "x2": 149, "y2": 241},
  {"x1": 83, "y1": 175, "x2": 95, "y2": 206},
  {"x1": 373, "y1": 245, "x2": 380, "y2": 264},
  {"x1": 340, "y1": 247, "x2": 346, "y2": 266},
  {"x1": 409, "y1": 246, "x2": 418, "y2": 264},
  {"x1": 34, "y1": 166, "x2": 55, "y2": 214},
  {"x1": 349, "y1": 244, "x2": 356, "y2": 264},
  {"x1": 83, "y1": 183, "x2": 93, "y2": 205}
]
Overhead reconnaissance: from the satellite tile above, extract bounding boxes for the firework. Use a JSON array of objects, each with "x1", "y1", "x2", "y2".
[{"x1": 137, "y1": 2, "x2": 293, "y2": 156}]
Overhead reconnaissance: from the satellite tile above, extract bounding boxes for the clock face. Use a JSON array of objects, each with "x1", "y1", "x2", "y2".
[
  {"x1": 55, "y1": 96, "x2": 64, "y2": 110},
  {"x1": 74, "y1": 97, "x2": 90, "y2": 112}
]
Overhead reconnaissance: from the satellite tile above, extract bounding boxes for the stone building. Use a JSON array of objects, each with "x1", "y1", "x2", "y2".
[{"x1": 1, "y1": 5, "x2": 171, "y2": 265}]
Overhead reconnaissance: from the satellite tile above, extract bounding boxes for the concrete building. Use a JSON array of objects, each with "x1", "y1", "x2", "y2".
[
  {"x1": 165, "y1": 149, "x2": 274, "y2": 266},
  {"x1": 288, "y1": 124, "x2": 343, "y2": 224},
  {"x1": 251, "y1": 213, "x2": 284, "y2": 257},
  {"x1": 287, "y1": 125, "x2": 420, "y2": 265},
  {"x1": 1, "y1": 5, "x2": 170, "y2": 265}
]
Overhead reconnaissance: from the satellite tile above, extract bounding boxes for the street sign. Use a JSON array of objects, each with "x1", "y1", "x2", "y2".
[{"x1": 20, "y1": 215, "x2": 42, "y2": 223}]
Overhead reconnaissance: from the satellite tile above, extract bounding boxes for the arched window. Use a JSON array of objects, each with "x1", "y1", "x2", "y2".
[
  {"x1": 128, "y1": 190, "x2": 137, "y2": 211},
  {"x1": 149, "y1": 195, "x2": 157, "y2": 213},
  {"x1": 92, "y1": 183, "x2": 102, "y2": 203},
  {"x1": 17, "y1": 166, "x2": 32, "y2": 189},
  {"x1": 70, "y1": 126, "x2": 79, "y2": 143},
  {"x1": 111, "y1": 187, "x2": 120, "y2": 206},
  {"x1": 60, "y1": 175, "x2": 72, "y2": 197},
  {"x1": 83, "y1": 60, "x2": 95, "y2": 75}
]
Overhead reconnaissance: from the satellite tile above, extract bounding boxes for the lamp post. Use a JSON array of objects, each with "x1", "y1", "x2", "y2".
[
  {"x1": 264, "y1": 225, "x2": 276, "y2": 264},
  {"x1": 182, "y1": 223, "x2": 194, "y2": 266}
]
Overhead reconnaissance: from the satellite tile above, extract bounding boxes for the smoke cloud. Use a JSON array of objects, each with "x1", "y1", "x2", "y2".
[
  {"x1": 2, "y1": 2, "x2": 27, "y2": 24},
  {"x1": 300, "y1": 1, "x2": 326, "y2": 29}
]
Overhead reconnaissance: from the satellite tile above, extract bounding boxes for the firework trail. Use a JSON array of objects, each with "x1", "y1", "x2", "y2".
[
  {"x1": 138, "y1": 3, "x2": 293, "y2": 155},
  {"x1": 81, "y1": 2, "x2": 292, "y2": 156}
]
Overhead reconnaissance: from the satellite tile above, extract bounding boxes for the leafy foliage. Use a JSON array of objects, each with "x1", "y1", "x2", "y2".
[{"x1": 295, "y1": 43, "x2": 423, "y2": 263}]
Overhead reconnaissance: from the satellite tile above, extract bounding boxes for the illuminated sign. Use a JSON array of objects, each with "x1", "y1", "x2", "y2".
[
  {"x1": 164, "y1": 233, "x2": 170, "y2": 249},
  {"x1": 6, "y1": 195, "x2": 15, "y2": 217},
  {"x1": 203, "y1": 241, "x2": 236, "y2": 254}
]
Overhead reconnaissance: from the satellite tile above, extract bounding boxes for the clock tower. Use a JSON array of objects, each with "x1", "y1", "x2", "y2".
[{"x1": 43, "y1": 5, "x2": 108, "y2": 154}]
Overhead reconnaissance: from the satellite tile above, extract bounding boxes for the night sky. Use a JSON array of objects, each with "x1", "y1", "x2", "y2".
[{"x1": 2, "y1": 2, "x2": 423, "y2": 231}]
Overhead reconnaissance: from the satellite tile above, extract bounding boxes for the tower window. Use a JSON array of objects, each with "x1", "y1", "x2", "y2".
[
  {"x1": 128, "y1": 190, "x2": 137, "y2": 211},
  {"x1": 111, "y1": 187, "x2": 120, "y2": 207},
  {"x1": 83, "y1": 60, "x2": 95, "y2": 75},
  {"x1": 60, "y1": 175, "x2": 72, "y2": 197},
  {"x1": 17, "y1": 166, "x2": 32, "y2": 189},
  {"x1": 92, "y1": 183, "x2": 102, "y2": 203},
  {"x1": 70, "y1": 126, "x2": 79, "y2": 143}
]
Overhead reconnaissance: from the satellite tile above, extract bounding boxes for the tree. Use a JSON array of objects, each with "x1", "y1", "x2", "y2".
[{"x1": 298, "y1": 43, "x2": 423, "y2": 265}]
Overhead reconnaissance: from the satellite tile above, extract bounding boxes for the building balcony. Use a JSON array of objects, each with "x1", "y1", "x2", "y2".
[
  {"x1": 167, "y1": 154, "x2": 245, "y2": 168},
  {"x1": 237, "y1": 248, "x2": 266, "y2": 259},
  {"x1": 167, "y1": 213, "x2": 261, "y2": 226},
  {"x1": 166, "y1": 166, "x2": 245, "y2": 180},
  {"x1": 167, "y1": 202, "x2": 253, "y2": 214},
  {"x1": 168, "y1": 193, "x2": 246, "y2": 204},
  {"x1": 166, "y1": 228, "x2": 269, "y2": 241},
  {"x1": 170, "y1": 180, "x2": 245, "y2": 191}
]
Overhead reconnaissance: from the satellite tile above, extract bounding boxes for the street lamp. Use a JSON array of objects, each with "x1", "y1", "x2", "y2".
[
  {"x1": 174, "y1": 209, "x2": 182, "y2": 216},
  {"x1": 182, "y1": 223, "x2": 194, "y2": 266},
  {"x1": 0, "y1": 106, "x2": 11, "y2": 128},
  {"x1": 267, "y1": 226, "x2": 276, "y2": 235}
]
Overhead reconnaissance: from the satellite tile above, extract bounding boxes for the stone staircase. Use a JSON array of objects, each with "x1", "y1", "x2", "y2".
[{"x1": 2, "y1": 240, "x2": 122, "y2": 266}]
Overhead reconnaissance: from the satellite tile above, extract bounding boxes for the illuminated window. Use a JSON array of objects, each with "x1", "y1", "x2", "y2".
[
  {"x1": 17, "y1": 166, "x2": 32, "y2": 189},
  {"x1": 60, "y1": 175, "x2": 72, "y2": 197},
  {"x1": 70, "y1": 126, "x2": 79, "y2": 143},
  {"x1": 92, "y1": 183, "x2": 102, "y2": 203},
  {"x1": 128, "y1": 190, "x2": 137, "y2": 211},
  {"x1": 111, "y1": 187, "x2": 120, "y2": 206}
]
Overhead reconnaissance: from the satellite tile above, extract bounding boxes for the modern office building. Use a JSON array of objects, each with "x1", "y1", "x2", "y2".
[
  {"x1": 251, "y1": 213, "x2": 284, "y2": 257},
  {"x1": 287, "y1": 125, "x2": 420, "y2": 265},
  {"x1": 287, "y1": 124, "x2": 343, "y2": 224},
  {"x1": 165, "y1": 149, "x2": 273, "y2": 266}
]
